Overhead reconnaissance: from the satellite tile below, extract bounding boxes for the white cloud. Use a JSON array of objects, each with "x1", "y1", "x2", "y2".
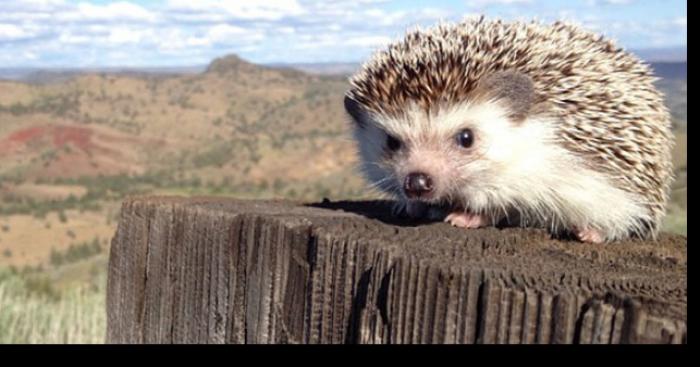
[
  {"x1": 58, "y1": 1, "x2": 157, "y2": 22},
  {"x1": 585, "y1": 0, "x2": 635, "y2": 6},
  {"x1": 466, "y1": 0, "x2": 532, "y2": 7},
  {"x1": 156, "y1": 29, "x2": 208, "y2": 51},
  {"x1": 604, "y1": 0, "x2": 634, "y2": 4},
  {"x1": 0, "y1": 23, "x2": 35, "y2": 41},
  {"x1": 345, "y1": 35, "x2": 392, "y2": 47},
  {"x1": 278, "y1": 26, "x2": 296, "y2": 34},
  {"x1": 208, "y1": 24, "x2": 248, "y2": 39},
  {"x1": 673, "y1": 16, "x2": 687, "y2": 28},
  {"x1": 152, "y1": 24, "x2": 265, "y2": 52},
  {"x1": 2, "y1": 0, "x2": 66, "y2": 12},
  {"x1": 23, "y1": 50, "x2": 38, "y2": 60},
  {"x1": 364, "y1": 8, "x2": 385, "y2": 17},
  {"x1": 357, "y1": 7, "x2": 450, "y2": 27},
  {"x1": 107, "y1": 27, "x2": 149, "y2": 44},
  {"x1": 0, "y1": 0, "x2": 687, "y2": 67},
  {"x1": 56, "y1": 26, "x2": 150, "y2": 46},
  {"x1": 57, "y1": 32, "x2": 94, "y2": 45},
  {"x1": 206, "y1": 24, "x2": 265, "y2": 44},
  {"x1": 166, "y1": 0, "x2": 304, "y2": 21}
]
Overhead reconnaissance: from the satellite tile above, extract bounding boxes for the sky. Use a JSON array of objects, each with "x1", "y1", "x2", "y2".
[{"x1": 0, "y1": 0, "x2": 687, "y2": 68}]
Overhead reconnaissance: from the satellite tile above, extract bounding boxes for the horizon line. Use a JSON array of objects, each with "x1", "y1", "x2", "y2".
[{"x1": 0, "y1": 45, "x2": 687, "y2": 71}]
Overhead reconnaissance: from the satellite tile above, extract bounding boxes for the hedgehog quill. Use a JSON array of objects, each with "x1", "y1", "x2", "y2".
[{"x1": 344, "y1": 17, "x2": 674, "y2": 244}]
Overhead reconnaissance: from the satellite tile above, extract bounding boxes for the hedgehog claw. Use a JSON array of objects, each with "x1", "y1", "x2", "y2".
[
  {"x1": 575, "y1": 227, "x2": 605, "y2": 244},
  {"x1": 445, "y1": 211, "x2": 486, "y2": 229}
]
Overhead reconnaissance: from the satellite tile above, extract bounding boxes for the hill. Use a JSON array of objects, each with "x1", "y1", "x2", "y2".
[
  {"x1": 0, "y1": 54, "x2": 365, "y2": 196},
  {"x1": 650, "y1": 62, "x2": 687, "y2": 130},
  {"x1": 0, "y1": 55, "x2": 368, "y2": 266}
]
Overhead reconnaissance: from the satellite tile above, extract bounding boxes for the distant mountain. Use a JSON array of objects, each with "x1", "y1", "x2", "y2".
[
  {"x1": 650, "y1": 62, "x2": 687, "y2": 80},
  {"x1": 0, "y1": 53, "x2": 364, "y2": 200},
  {"x1": 205, "y1": 55, "x2": 262, "y2": 74},
  {"x1": 631, "y1": 47, "x2": 687, "y2": 63},
  {"x1": 2, "y1": 48, "x2": 685, "y2": 83},
  {"x1": 268, "y1": 62, "x2": 360, "y2": 76},
  {"x1": 0, "y1": 66, "x2": 206, "y2": 84},
  {"x1": 270, "y1": 46, "x2": 688, "y2": 77},
  {"x1": 651, "y1": 62, "x2": 687, "y2": 129}
]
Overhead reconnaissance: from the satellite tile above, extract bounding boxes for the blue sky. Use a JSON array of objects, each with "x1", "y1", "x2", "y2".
[{"x1": 0, "y1": 0, "x2": 687, "y2": 67}]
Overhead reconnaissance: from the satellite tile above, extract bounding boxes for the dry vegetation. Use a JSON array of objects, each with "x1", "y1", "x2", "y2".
[
  {"x1": 0, "y1": 55, "x2": 371, "y2": 343},
  {"x1": 0, "y1": 253, "x2": 107, "y2": 343},
  {"x1": 0, "y1": 54, "x2": 687, "y2": 343},
  {"x1": 0, "y1": 55, "x2": 370, "y2": 267}
]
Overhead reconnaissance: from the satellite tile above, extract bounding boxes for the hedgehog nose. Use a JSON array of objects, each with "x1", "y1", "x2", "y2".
[{"x1": 404, "y1": 172, "x2": 434, "y2": 198}]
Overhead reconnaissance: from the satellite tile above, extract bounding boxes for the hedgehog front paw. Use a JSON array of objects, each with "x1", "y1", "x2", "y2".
[
  {"x1": 444, "y1": 211, "x2": 487, "y2": 229},
  {"x1": 574, "y1": 227, "x2": 605, "y2": 244}
]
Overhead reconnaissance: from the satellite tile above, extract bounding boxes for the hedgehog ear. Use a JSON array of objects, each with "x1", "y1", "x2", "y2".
[
  {"x1": 344, "y1": 95, "x2": 368, "y2": 128},
  {"x1": 472, "y1": 70, "x2": 535, "y2": 122}
]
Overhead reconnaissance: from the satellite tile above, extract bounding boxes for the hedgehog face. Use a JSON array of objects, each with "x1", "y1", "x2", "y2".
[
  {"x1": 348, "y1": 95, "x2": 546, "y2": 212},
  {"x1": 346, "y1": 70, "x2": 542, "y2": 212}
]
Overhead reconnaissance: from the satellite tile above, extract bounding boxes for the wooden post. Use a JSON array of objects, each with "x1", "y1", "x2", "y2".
[{"x1": 106, "y1": 196, "x2": 687, "y2": 344}]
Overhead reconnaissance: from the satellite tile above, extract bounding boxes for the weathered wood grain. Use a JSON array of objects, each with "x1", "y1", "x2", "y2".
[{"x1": 106, "y1": 196, "x2": 687, "y2": 344}]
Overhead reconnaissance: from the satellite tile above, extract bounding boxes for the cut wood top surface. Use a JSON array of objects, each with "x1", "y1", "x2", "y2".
[{"x1": 120, "y1": 196, "x2": 687, "y2": 320}]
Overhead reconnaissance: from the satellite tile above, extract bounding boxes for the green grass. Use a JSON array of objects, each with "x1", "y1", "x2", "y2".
[
  {"x1": 0, "y1": 256, "x2": 107, "y2": 344},
  {"x1": 662, "y1": 205, "x2": 687, "y2": 237}
]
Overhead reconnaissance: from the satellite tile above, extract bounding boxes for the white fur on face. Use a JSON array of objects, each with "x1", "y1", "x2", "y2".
[
  {"x1": 353, "y1": 100, "x2": 652, "y2": 241},
  {"x1": 353, "y1": 121, "x2": 402, "y2": 197}
]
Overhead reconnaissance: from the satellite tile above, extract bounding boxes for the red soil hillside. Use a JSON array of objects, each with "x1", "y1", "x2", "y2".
[{"x1": 0, "y1": 123, "x2": 165, "y2": 180}]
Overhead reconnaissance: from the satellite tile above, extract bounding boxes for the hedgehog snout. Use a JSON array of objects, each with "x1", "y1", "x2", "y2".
[{"x1": 404, "y1": 172, "x2": 434, "y2": 199}]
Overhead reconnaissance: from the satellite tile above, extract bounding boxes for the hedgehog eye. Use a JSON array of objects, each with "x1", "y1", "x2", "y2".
[
  {"x1": 386, "y1": 134, "x2": 401, "y2": 152},
  {"x1": 456, "y1": 129, "x2": 474, "y2": 148}
]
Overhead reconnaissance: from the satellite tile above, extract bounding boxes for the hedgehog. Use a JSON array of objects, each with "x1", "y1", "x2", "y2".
[{"x1": 343, "y1": 17, "x2": 674, "y2": 244}]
